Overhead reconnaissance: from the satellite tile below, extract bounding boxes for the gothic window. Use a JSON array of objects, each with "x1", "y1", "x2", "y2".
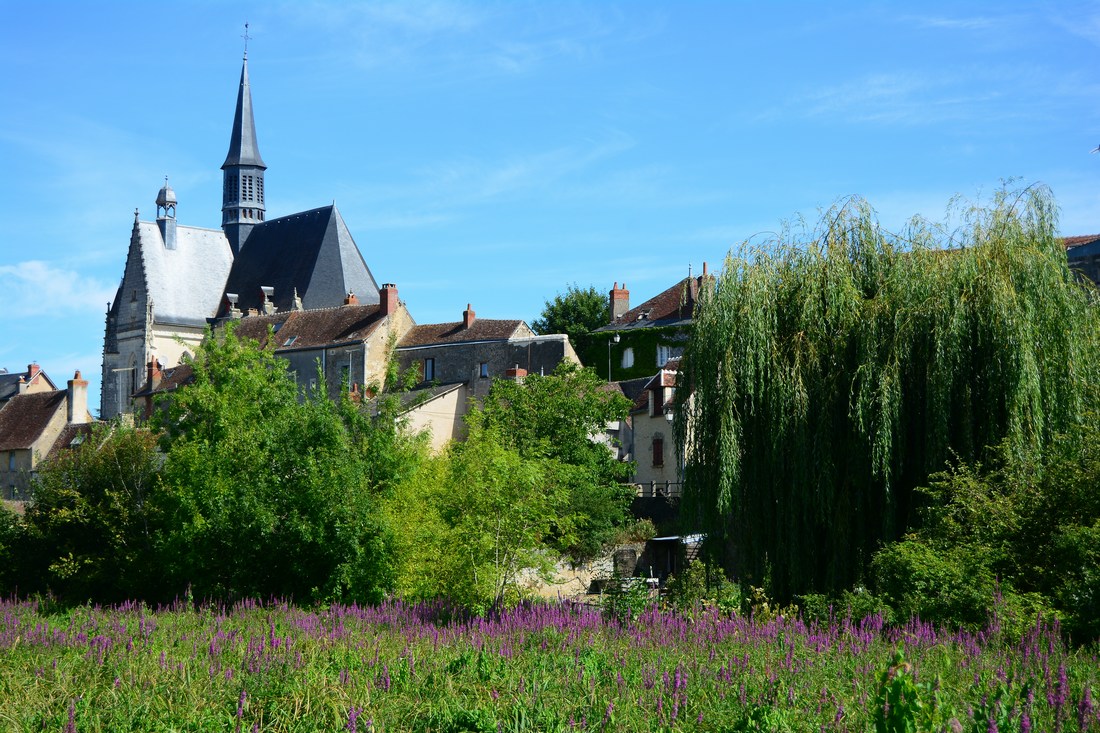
[{"x1": 257, "y1": 177, "x2": 264, "y2": 204}]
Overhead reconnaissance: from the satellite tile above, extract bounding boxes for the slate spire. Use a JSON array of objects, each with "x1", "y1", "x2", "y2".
[{"x1": 221, "y1": 44, "x2": 267, "y2": 256}]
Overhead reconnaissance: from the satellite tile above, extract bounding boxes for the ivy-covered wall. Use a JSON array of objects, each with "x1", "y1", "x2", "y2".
[{"x1": 576, "y1": 326, "x2": 690, "y2": 382}]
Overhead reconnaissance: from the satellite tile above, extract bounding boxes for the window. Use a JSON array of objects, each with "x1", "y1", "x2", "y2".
[
  {"x1": 479, "y1": 362, "x2": 489, "y2": 378},
  {"x1": 621, "y1": 347, "x2": 634, "y2": 369},
  {"x1": 7, "y1": 451, "x2": 14, "y2": 472},
  {"x1": 424, "y1": 358, "x2": 435, "y2": 381},
  {"x1": 652, "y1": 437, "x2": 664, "y2": 467},
  {"x1": 656, "y1": 344, "x2": 670, "y2": 367}
]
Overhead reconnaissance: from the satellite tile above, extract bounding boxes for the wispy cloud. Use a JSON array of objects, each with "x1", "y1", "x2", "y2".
[
  {"x1": 905, "y1": 14, "x2": 1003, "y2": 31},
  {"x1": 0, "y1": 261, "x2": 115, "y2": 318}
]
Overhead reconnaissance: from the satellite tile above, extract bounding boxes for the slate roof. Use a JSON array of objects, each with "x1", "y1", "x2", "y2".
[
  {"x1": 222, "y1": 57, "x2": 265, "y2": 169},
  {"x1": 0, "y1": 390, "x2": 66, "y2": 451},
  {"x1": 606, "y1": 377, "x2": 650, "y2": 405},
  {"x1": 0, "y1": 368, "x2": 55, "y2": 404},
  {"x1": 131, "y1": 221, "x2": 235, "y2": 327},
  {"x1": 398, "y1": 319, "x2": 527, "y2": 348},
  {"x1": 599, "y1": 276, "x2": 711, "y2": 332},
  {"x1": 229, "y1": 304, "x2": 387, "y2": 350},
  {"x1": 224, "y1": 205, "x2": 380, "y2": 315}
]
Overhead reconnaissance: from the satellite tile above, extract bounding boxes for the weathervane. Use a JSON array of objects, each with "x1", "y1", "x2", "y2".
[{"x1": 242, "y1": 22, "x2": 251, "y2": 59}]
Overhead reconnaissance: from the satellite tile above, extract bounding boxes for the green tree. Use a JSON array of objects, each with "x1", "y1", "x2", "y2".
[
  {"x1": 678, "y1": 185, "x2": 1100, "y2": 600},
  {"x1": 531, "y1": 284, "x2": 608, "y2": 346},
  {"x1": 479, "y1": 361, "x2": 635, "y2": 559},
  {"x1": 21, "y1": 422, "x2": 164, "y2": 602},
  {"x1": 153, "y1": 324, "x2": 395, "y2": 604}
]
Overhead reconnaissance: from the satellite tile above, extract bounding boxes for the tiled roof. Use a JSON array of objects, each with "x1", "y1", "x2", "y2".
[
  {"x1": 0, "y1": 390, "x2": 66, "y2": 451},
  {"x1": 398, "y1": 319, "x2": 527, "y2": 348},
  {"x1": 1063, "y1": 235, "x2": 1100, "y2": 251},
  {"x1": 224, "y1": 205, "x2": 380, "y2": 315},
  {"x1": 45, "y1": 423, "x2": 96, "y2": 461},
  {"x1": 601, "y1": 275, "x2": 712, "y2": 331},
  {"x1": 230, "y1": 303, "x2": 387, "y2": 350},
  {"x1": 134, "y1": 363, "x2": 195, "y2": 398}
]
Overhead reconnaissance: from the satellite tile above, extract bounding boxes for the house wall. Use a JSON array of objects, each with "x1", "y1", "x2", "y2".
[
  {"x1": 632, "y1": 409, "x2": 678, "y2": 493},
  {"x1": 397, "y1": 334, "x2": 579, "y2": 401},
  {"x1": 403, "y1": 385, "x2": 469, "y2": 453},
  {"x1": 1068, "y1": 241, "x2": 1100, "y2": 285},
  {"x1": 0, "y1": 400, "x2": 68, "y2": 500},
  {"x1": 281, "y1": 306, "x2": 416, "y2": 400},
  {"x1": 579, "y1": 326, "x2": 688, "y2": 382}
]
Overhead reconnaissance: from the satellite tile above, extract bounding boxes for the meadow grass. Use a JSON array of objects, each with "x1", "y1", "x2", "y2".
[{"x1": 0, "y1": 597, "x2": 1096, "y2": 731}]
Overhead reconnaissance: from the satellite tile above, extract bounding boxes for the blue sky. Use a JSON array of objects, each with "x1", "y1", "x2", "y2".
[{"x1": 3, "y1": 1, "x2": 1100, "y2": 412}]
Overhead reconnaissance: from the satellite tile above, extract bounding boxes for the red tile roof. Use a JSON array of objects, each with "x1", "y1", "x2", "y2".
[
  {"x1": 0, "y1": 390, "x2": 66, "y2": 451},
  {"x1": 398, "y1": 319, "x2": 527, "y2": 348},
  {"x1": 1063, "y1": 235, "x2": 1100, "y2": 250},
  {"x1": 607, "y1": 275, "x2": 712, "y2": 330}
]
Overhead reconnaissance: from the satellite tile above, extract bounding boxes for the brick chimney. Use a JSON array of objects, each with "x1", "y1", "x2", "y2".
[
  {"x1": 610, "y1": 282, "x2": 630, "y2": 322},
  {"x1": 28, "y1": 363, "x2": 41, "y2": 381},
  {"x1": 146, "y1": 358, "x2": 163, "y2": 392},
  {"x1": 463, "y1": 303, "x2": 476, "y2": 329},
  {"x1": 503, "y1": 364, "x2": 528, "y2": 383},
  {"x1": 344, "y1": 291, "x2": 359, "y2": 306},
  {"x1": 67, "y1": 370, "x2": 89, "y2": 424},
  {"x1": 380, "y1": 283, "x2": 398, "y2": 316}
]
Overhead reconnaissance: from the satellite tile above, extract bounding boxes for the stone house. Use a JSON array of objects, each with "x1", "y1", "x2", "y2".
[
  {"x1": 0, "y1": 371, "x2": 93, "y2": 501},
  {"x1": 0, "y1": 364, "x2": 57, "y2": 410},
  {"x1": 1064, "y1": 235, "x2": 1100, "y2": 284},
  {"x1": 624, "y1": 358, "x2": 682, "y2": 498},
  {"x1": 587, "y1": 263, "x2": 713, "y2": 383},
  {"x1": 394, "y1": 304, "x2": 580, "y2": 450}
]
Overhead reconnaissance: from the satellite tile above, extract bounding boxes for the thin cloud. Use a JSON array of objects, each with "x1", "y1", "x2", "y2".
[{"x1": 0, "y1": 261, "x2": 116, "y2": 318}]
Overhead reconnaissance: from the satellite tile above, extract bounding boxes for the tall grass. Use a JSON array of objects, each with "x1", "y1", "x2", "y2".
[{"x1": 0, "y1": 597, "x2": 1096, "y2": 731}]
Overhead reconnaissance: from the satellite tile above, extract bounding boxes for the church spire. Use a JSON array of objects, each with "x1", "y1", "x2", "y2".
[{"x1": 222, "y1": 26, "x2": 267, "y2": 256}]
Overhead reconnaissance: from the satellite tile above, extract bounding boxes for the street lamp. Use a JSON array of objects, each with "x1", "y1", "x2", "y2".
[{"x1": 608, "y1": 333, "x2": 620, "y2": 382}]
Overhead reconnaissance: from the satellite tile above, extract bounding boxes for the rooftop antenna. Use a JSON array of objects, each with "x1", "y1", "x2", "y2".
[{"x1": 242, "y1": 22, "x2": 251, "y2": 59}]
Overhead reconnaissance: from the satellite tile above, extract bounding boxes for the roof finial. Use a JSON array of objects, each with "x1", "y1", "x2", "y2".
[{"x1": 242, "y1": 22, "x2": 251, "y2": 59}]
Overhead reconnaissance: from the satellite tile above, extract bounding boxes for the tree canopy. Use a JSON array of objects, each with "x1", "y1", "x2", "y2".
[
  {"x1": 677, "y1": 185, "x2": 1100, "y2": 600},
  {"x1": 531, "y1": 284, "x2": 608, "y2": 345}
]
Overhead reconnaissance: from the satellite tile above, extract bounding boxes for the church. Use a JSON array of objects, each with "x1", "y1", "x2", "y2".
[
  {"x1": 100, "y1": 53, "x2": 382, "y2": 419},
  {"x1": 101, "y1": 52, "x2": 578, "y2": 429}
]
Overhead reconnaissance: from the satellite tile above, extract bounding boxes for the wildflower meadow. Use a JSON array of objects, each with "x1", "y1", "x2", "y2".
[{"x1": 1, "y1": 597, "x2": 1097, "y2": 732}]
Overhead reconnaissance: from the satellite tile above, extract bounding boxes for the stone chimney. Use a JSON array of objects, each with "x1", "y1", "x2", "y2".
[
  {"x1": 463, "y1": 303, "x2": 476, "y2": 329},
  {"x1": 610, "y1": 282, "x2": 630, "y2": 322},
  {"x1": 260, "y1": 286, "x2": 276, "y2": 315},
  {"x1": 380, "y1": 283, "x2": 398, "y2": 316},
  {"x1": 344, "y1": 291, "x2": 359, "y2": 306},
  {"x1": 226, "y1": 293, "x2": 242, "y2": 319},
  {"x1": 67, "y1": 370, "x2": 89, "y2": 424},
  {"x1": 17, "y1": 376, "x2": 27, "y2": 395}
]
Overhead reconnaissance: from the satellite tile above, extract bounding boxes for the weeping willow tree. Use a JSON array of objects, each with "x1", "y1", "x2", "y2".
[{"x1": 677, "y1": 185, "x2": 1100, "y2": 600}]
